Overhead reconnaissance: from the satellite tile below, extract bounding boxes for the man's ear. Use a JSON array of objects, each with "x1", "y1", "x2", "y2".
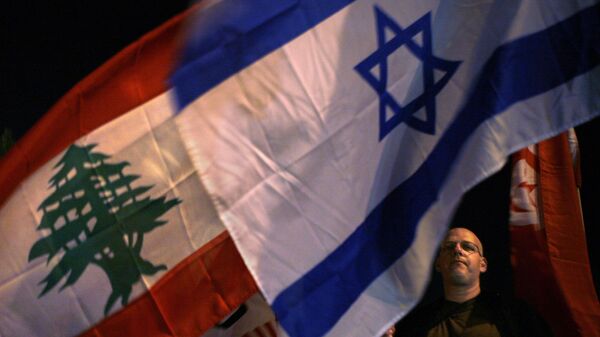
[{"x1": 480, "y1": 256, "x2": 488, "y2": 273}]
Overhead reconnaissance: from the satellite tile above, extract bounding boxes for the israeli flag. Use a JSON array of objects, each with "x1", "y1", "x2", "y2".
[{"x1": 172, "y1": 0, "x2": 600, "y2": 336}]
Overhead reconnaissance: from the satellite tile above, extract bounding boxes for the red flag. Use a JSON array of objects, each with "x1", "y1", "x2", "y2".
[{"x1": 510, "y1": 130, "x2": 600, "y2": 337}]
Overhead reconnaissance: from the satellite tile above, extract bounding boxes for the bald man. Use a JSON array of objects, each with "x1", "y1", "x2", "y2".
[
  {"x1": 393, "y1": 228, "x2": 551, "y2": 337},
  {"x1": 435, "y1": 228, "x2": 487, "y2": 304}
]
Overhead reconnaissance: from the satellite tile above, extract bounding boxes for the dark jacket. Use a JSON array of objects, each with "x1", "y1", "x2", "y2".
[{"x1": 393, "y1": 292, "x2": 552, "y2": 337}]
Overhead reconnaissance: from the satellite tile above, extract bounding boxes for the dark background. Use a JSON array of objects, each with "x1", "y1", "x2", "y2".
[
  {"x1": 1, "y1": 1, "x2": 190, "y2": 139},
  {"x1": 2, "y1": 1, "x2": 598, "y2": 303}
]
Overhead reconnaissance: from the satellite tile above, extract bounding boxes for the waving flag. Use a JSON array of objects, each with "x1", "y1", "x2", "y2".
[
  {"x1": 0, "y1": 7, "x2": 257, "y2": 337},
  {"x1": 510, "y1": 131, "x2": 600, "y2": 337},
  {"x1": 172, "y1": 1, "x2": 600, "y2": 337}
]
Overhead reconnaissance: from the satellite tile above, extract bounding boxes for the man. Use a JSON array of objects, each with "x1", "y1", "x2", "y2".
[{"x1": 393, "y1": 227, "x2": 551, "y2": 337}]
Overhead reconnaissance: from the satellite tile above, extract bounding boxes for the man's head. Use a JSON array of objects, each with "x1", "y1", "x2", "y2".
[{"x1": 435, "y1": 227, "x2": 487, "y2": 291}]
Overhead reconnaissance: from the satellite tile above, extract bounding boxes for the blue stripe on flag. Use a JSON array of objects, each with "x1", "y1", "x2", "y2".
[
  {"x1": 272, "y1": 4, "x2": 600, "y2": 337},
  {"x1": 171, "y1": 0, "x2": 355, "y2": 110}
]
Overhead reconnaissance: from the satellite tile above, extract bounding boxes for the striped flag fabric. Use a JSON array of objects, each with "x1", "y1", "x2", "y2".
[
  {"x1": 510, "y1": 130, "x2": 600, "y2": 337},
  {"x1": 171, "y1": 1, "x2": 600, "y2": 337},
  {"x1": 0, "y1": 7, "x2": 258, "y2": 337}
]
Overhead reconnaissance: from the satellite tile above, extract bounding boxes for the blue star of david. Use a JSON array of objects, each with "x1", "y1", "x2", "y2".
[{"x1": 355, "y1": 7, "x2": 461, "y2": 140}]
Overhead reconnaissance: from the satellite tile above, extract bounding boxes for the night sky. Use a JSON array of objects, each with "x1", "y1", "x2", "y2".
[
  {"x1": 1, "y1": 1, "x2": 190, "y2": 139},
  {"x1": 2, "y1": 1, "x2": 599, "y2": 302}
]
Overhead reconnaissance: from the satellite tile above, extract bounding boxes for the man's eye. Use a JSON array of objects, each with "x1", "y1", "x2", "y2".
[{"x1": 462, "y1": 243, "x2": 477, "y2": 252}]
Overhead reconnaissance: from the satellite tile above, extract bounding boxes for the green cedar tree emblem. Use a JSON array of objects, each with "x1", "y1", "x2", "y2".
[{"x1": 28, "y1": 144, "x2": 181, "y2": 315}]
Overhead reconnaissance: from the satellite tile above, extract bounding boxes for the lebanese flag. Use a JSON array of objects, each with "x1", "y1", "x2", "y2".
[
  {"x1": 0, "y1": 6, "x2": 258, "y2": 337},
  {"x1": 509, "y1": 130, "x2": 600, "y2": 337}
]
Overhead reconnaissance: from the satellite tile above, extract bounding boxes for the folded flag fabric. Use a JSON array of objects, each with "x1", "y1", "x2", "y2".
[
  {"x1": 0, "y1": 7, "x2": 257, "y2": 337},
  {"x1": 171, "y1": 1, "x2": 600, "y2": 337},
  {"x1": 510, "y1": 130, "x2": 600, "y2": 337}
]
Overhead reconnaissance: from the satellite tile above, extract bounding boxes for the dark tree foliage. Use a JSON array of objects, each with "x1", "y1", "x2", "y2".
[{"x1": 28, "y1": 144, "x2": 180, "y2": 315}]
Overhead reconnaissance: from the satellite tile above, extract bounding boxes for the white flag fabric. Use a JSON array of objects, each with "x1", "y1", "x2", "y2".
[{"x1": 172, "y1": 1, "x2": 600, "y2": 337}]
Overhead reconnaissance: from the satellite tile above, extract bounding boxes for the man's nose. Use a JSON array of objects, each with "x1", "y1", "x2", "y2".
[{"x1": 453, "y1": 243, "x2": 466, "y2": 255}]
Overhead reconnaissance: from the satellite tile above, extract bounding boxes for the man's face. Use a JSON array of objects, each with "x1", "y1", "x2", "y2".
[{"x1": 435, "y1": 228, "x2": 487, "y2": 287}]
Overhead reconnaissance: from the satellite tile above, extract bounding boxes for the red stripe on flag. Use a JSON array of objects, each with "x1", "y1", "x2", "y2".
[
  {"x1": 80, "y1": 232, "x2": 258, "y2": 337},
  {"x1": 510, "y1": 225, "x2": 576, "y2": 335},
  {"x1": 512, "y1": 146, "x2": 538, "y2": 171},
  {"x1": 538, "y1": 133, "x2": 600, "y2": 336},
  {"x1": 0, "y1": 7, "x2": 188, "y2": 209},
  {"x1": 510, "y1": 133, "x2": 600, "y2": 337}
]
